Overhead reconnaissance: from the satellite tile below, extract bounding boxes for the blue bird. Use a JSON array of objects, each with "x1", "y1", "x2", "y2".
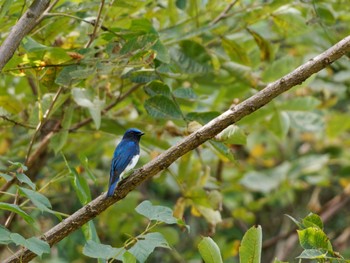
[{"x1": 107, "y1": 128, "x2": 144, "y2": 197}]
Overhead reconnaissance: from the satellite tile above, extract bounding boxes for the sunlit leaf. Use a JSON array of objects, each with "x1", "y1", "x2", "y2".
[
  {"x1": 135, "y1": 200, "x2": 177, "y2": 224},
  {"x1": 198, "y1": 237, "x2": 223, "y2": 263},
  {"x1": 239, "y1": 225, "x2": 262, "y2": 263},
  {"x1": 83, "y1": 240, "x2": 124, "y2": 260},
  {"x1": 128, "y1": 233, "x2": 170, "y2": 263}
]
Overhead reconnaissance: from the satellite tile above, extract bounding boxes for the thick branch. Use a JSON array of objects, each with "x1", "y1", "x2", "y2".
[
  {"x1": 5, "y1": 35, "x2": 350, "y2": 263},
  {"x1": 0, "y1": 0, "x2": 50, "y2": 72}
]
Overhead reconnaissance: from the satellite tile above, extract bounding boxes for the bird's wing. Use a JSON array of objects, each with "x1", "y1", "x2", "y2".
[{"x1": 107, "y1": 140, "x2": 139, "y2": 196}]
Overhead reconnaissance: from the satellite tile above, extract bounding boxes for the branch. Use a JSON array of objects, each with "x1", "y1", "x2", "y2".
[
  {"x1": 0, "y1": 0, "x2": 50, "y2": 72},
  {"x1": 4, "y1": 35, "x2": 350, "y2": 263},
  {"x1": 210, "y1": 0, "x2": 238, "y2": 25}
]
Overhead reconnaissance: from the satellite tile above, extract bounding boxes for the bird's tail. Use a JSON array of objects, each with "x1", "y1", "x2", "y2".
[{"x1": 106, "y1": 180, "x2": 118, "y2": 198}]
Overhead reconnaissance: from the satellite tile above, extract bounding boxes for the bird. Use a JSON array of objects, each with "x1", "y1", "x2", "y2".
[{"x1": 106, "y1": 128, "x2": 144, "y2": 197}]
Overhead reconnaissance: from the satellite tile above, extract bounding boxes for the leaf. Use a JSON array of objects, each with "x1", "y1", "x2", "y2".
[
  {"x1": 63, "y1": 154, "x2": 91, "y2": 205},
  {"x1": 128, "y1": 69, "x2": 159, "y2": 83},
  {"x1": 72, "y1": 88, "x2": 94, "y2": 108},
  {"x1": 285, "y1": 214, "x2": 304, "y2": 229},
  {"x1": 120, "y1": 34, "x2": 158, "y2": 55},
  {"x1": 22, "y1": 37, "x2": 48, "y2": 52},
  {"x1": 18, "y1": 187, "x2": 52, "y2": 213},
  {"x1": 0, "y1": 225, "x2": 11, "y2": 244},
  {"x1": 246, "y1": 28, "x2": 271, "y2": 61},
  {"x1": 288, "y1": 111, "x2": 324, "y2": 132},
  {"x1": 240, "y1": 163, "x2": 289, "y2": 193},
  {"x1": 152, "y1": 40, "x2": 170, "y2": 63},
  {"x1": 297, "y1": 227, "x2": 330, "y2": 250},
  {"x1": 0, "y1": 202, "x2": 34, "y2": 224},
  {"x1": 187, "y1": 111, "x2": 220, "y2": 124},
  {"x1": 326, "y1": 112, "x2": 350, "y2": 138},
  {"x1": 209, "y1": 141, "x2": 235, "y2": 162},
  {"x1": 278, "y1": 97, "x2": 320, "y2": 111},
  {"x1": 25, "y1": 237, "x2": 50, "y2": 257},
  {"x1": 50, "y1": 104, "x2": 74, "y2": 153},
  {"x1": 239, "y1": 225, "x2": 262, "y2": 263},
  {"x1": 215, "y1": 125, "x2": 247, "y2": 145},
  {"x1": 222, "y1": 38, "x2": 250, "y2": 65},
  {"x1": 144, "y1": 81, "x2": 171, "y2": 97},
  {"x1": 55, "y1": 65, "x2": 80, "y2": 86},
  {"x1": 135, "y1": 200, "x2": 177, "y2": 224},
  {"x1": 269, "y1": 111, "x2": 290, "y2": 139},
  {"x1": 262, "y1": 56, "x2": 296, "y2": 82},
  {"x1": 302, "y1": 213, "x2": 323, "y2": 230},
  {"x1": 198, "y1": 237, "x2": 223, "y2": 263},
  {"x1": 172, "y1": 87, "x2": 197, "y2": 100},
  {"x1": 123, "y1": 251, "x2": 137, "y2": 263},
  {"x1": 196, "y1": 206, "x2": 222, "y2": 226},
  {"x1": 82, "y1": 221, "x2": 100, "y2": 243},
  {"x1": 296, "y1": 249, "x2": 327, "y2": 259},
  {"x1": 144, "y1": 95, "x2": 183, "y2": 119},
  {"x1": 83, "y1": 240, "x2": 124, "y2": 260},
  {"x1": 128, "y1": 232, "x2": 170, "y2": 263},
  {"x1": 0, "y1": 172, "x2": 13, "y2": 182},
  {"x1": 71, "y1": 88, "x2": 104, "y2": 129},
  {"x1": 130, "y1": 18, "x2": 158, "y2": 34}
]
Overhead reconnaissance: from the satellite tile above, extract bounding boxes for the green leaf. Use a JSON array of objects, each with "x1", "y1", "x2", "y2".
[
  {"x1": 18, "y1": 187, "x2": 52, "y2": 213},
  {"x1": 176, "y1": 0, "x2": 186, "y2": 10},
  {"x1": 239, "y1": 225, "x2": 262, "y2": 263},
  {"x1": 302, "y1": 213, "x2": 323, "y2": 230},
  {"x1": 55, "y1": 65, "x2": 80, "y2": 86},
  {"x1": 0, "y1": 172, "x2": 13, "y2": 182},
  {"x1": 127, "y1": 69, "x2": 159, "y2": 83},
  {"x1": 209, "y1": 141, "x2": 235, "y2": 162},
  {"x1": 269, "y1": 111, "x2": 290, "y2": 139},
  {"x1": 285, "y1": 214, "x2": 304, "y2": 229},
  {"x1": 172, "y1": 87, "x2": 197, "y2": 100},
  {"x1": 187, "y1": 111, "x2": 220, "y2": 124},
  {"x1": 0, "y1": 202, "x2": 34, "y2": 224},
  {"x1": 288, "y1": 111, "x2": 324, "y2": 132},
  {"x1": 262, "y1": 56, "x2": 296, "y2": 82},
  {"x1": 144, "y1": 81, "x2": 171, "y2": 97},
  {"x1": 50, "y1": 104, "x2": 74, "y2": 153},
  {"x1": 152, "y1": 40, "x2": 170, "y2": 63},
  {"x1": 198, "y1": 237, "x2": 223, "y2": 263},
  {"x1": 222, "y1": 38, "x2": 250, "y2": 65},
  {"x1": 278, "y1": 97, "x2": 320, "y2": 111},
  {"x1": 144, "y1": 95, "x2": 183, "y2": 119},
  {"x1": 22, "y1": 37, "x2": 48, "y2": 52},
  {"x1": 63, "y1": 154, "x2": 91, "y2": 205},
  {"x1": 246, "y1": 28, "x2": 272, "y2": 61},
  {"x1": 128, "y1": 232, "x2": 170, "y2": 263},
  {"x1": 0, "y1": 225, "x2": 11, "y2": 244},
  {"x1": 71, "y1": 88, "x2": 104, "y2": 129},
  {"x1": 297, "y1": 227, "x2": 330, "y2": 250},
  {"x1": 123, "y1": 251, "x2": 137, "y2": 263},
  {"x1": 72, "y1": 88, "x2": 94, "y2": 108},
  {"x1": 120, "y1": 34, "x2": 158, "y2": 55},
  {"x1": 130, "y1": 18, "x2": 158, "y2": 34},
  {"x1": 326, "y1": 112, "x2": 350, "y2": 138},
  {"x1": 215, "y1": 125, "x2": 247, "y2": 145},
  {"x1": 83, "y1": 240, "x2": 124, "y2": 260},
  {"x1": 25, "y1": 237, "x2": 50, "y2": 257},
  {"x1": 135, "y1": 200, "x2": 177, "y2": 224},
  {"x1": 240, "y1": 163, "x2": 289, "y2": 193},
  {"x1": 82, "y1": 221, "x2": 100, "y2": 243},
  {"x1": 297, "y1": 249, "x2": 327, "y2": 259}
]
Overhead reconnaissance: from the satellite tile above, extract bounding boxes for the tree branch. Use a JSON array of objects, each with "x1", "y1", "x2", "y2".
[
  {"x1": 0, "y1": 0, "x2": 50, "y2": 72},
  {"x1": 4, "y1": 35, "x2": 350, "y2": 263}
]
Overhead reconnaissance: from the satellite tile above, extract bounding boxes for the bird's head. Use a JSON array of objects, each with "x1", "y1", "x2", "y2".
[{"x1": 123, "y1": 128, "x2": 144, "y2": 141}]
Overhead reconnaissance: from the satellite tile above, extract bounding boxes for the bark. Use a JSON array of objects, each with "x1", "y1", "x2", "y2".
[
  {"x1": 4, "y1": 35, "x2": 350, "y2": 262},
  {"x1": 0, "y1": 0, "x2": 50, "y2": 72}
]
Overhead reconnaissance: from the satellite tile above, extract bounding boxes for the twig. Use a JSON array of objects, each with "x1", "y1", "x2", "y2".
[
  {"x1": 210, "y1": 0, "x2": 238, "y2": 25},
  {"x1": 0, "y1": 115, "x2": 35, "y2": 129},
  {"x1": 0, "y1": 0, "x2": 50, "y2": 71},
  {"x1": 25, "y1": 86, "x2": 63, "y2": 163},
  {"x1": 4, "y1": 35, "x2": 350, "y2": 263},
  {"x1": 85, "y1": 0, "x2": 105, "y2": 48}
]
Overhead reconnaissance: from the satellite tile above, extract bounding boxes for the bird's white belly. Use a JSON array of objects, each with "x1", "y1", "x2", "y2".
[{"x1": 120, "y1": 155, "x2": 139, "y2": 180}]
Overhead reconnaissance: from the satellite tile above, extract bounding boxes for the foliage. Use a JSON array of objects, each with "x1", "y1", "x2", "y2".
[{"x1": 1, "y1": 0, "x2": 350, "y2": 262}]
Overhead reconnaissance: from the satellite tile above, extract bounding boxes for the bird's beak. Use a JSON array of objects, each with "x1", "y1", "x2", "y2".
[{"x1": 141, "y1": 132, "x2": 145, "y2": 136}]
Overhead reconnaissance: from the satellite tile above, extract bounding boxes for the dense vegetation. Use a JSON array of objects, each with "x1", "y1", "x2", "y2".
[{"x1": 1, "y1": 0, "x2": 350, "y2": 262}]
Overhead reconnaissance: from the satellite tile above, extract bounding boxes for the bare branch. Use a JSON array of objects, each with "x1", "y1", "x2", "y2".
[
  {"x1": 0, "y1": 0, "x2": 50, "y2": 72},
  {"x1": 210, "y1": 0, "x2": 238, "y2": 25},
  {"x1": 4, "y1": 35, "x2": 350, "y2": 263}
]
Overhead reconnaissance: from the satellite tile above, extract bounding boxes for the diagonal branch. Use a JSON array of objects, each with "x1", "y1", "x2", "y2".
[
  {"x1": 0, "y1": 0, "x2": 51, "y2": 72},
  {"x1": 4, "y1": 35, "x2": 350, "y2": 263}
]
